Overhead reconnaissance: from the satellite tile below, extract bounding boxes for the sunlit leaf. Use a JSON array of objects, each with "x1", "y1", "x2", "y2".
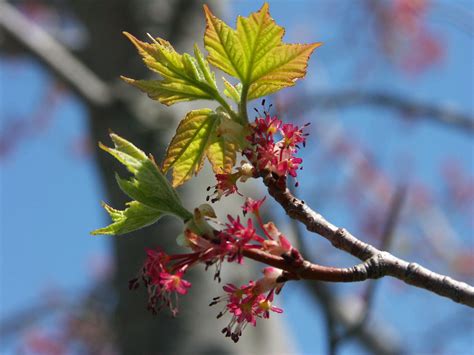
[
  {"x1": 222, "y1": 77, "x2": 242, "y2": 102},
  {"x1": 203, "y1": 3, "x2": 321, "y2": 100},
  {"x1": 203, "y1": 5, "x2": 246, "y2": 79},
  {"x1": 247, "y1": 42, "x2": 321, "y2": 99},
  {"x1": 206, "y1": 129, "x2": 237, "y2": 174},
  {"x1": 122, "y1": 32, "x2": 219, "y2": 106},
  {"x1": 163, "y1": 109, "x2": 218, "y2": 186},
  {"x1": 235, "y1": 2, "x2": 284, "y2": 81}
]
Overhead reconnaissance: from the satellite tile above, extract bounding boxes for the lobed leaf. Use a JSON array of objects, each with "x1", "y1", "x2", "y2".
[
  {"x1": 203, "y1": 5, "x2": 246, "y2": 79},
  {"x1": 222, "y1": 77, "x2": 242, "y2": 102},
  {"x1": 207, "y1": 112, "x2": 249, "y2": 174},
  {"x1": 163, "y1": 109, "x2": 219, "y2": 187},
  {"x1": 203, "y1": 3, "x2": 321, "y2": 100},
  {"x1": 122, "y1": 32, "x2": 219, "y2": 106},
  {"x1": 206, "y1": 129, "x2": 237, "y2": 174},
  {"x1": 235, "y1": 2, "x2": 284, "y2": 82},
  {"x1": 248, "y1": 42, "x2": 321, "y2": 99},
  {"x1": 91, "y1": 201, "x2": 163, "y2": 236}
]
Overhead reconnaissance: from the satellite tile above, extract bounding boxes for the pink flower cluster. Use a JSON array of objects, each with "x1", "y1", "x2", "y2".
[
  {"x1": 131, "y1": 198, "x2": 295, "y2": 341},
  {"x1": 244, "y1": 114, "x2": 309, "y2": 185},
  {"x1": 206, "y1": 113, "x2": 309, "y2": 201},
  {"x1": 184, "y1": 198, "x2": 293, "y2": 276},
  {"x1": 210, "y1": 267, "x2": 284, "y2": 343},
  {"x1": 215, "y1": 197, "x2": 294, "y2": 265},
  {"x1": 132, "y1": 198, "x2": 293, "y2": 314},
  {"x1": 378, "y1": 0, "x2": 443, "y2": 73}
]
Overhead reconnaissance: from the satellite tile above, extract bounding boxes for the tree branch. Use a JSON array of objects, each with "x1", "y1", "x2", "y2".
[
  {"x1": 259, "y1": 171, "x2": 474, "y2": 307},
  {"x1": 284, "y1": 189, "x2": 403, "y2": 355},
  {"x1": 289, "y1": 91, "x2": 474, "y2": 135},
  {"x1": 307, "y1": 281, "x2": 402, "y2": 355},
  {"x1": 0, "y1": 1, "x2": 113, "y2": 107},
  {"x1": 242, "y1": 248, "x2": 378, "y2": 283},
  {"x1": 0, "y1": 1, "x2": 163, "y2": 128}
]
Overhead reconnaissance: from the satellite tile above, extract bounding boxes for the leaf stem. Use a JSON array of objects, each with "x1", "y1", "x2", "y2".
[{"x1": 239, "y1": 84, "x2": 250, "y2": 124}]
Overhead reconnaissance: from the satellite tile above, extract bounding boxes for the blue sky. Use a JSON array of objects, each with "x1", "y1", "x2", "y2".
[{"x1": 1, "y1": 1, "x2": 473, "y2": 353}]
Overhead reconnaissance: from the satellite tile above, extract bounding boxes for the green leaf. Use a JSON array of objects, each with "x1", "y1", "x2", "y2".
[
  {"x1": 203, "y1": 5, "x2": 246, "y2": 79},
  {"x1": 100, "y1": 133, "x2": 192, "y2": 220},
  {"x1": 222, "y1": 77, "x2": 242, "y2": 102},
  {"x1": 206, "y1": 128, "x2": 237, "y2": 174},
  {"x1": 91, "y1": 201, "x2": 163, "y2": 236},
  {"x1": 203, "y1": 3, "x2": 321, "y2": 100},
  {"x1": 163, "y1": 109, "x2": 218, "y2": 186},
  {"x1": 122, "y1": 32, "x2": 219, "y2": 106},
  {"x1": 247, "y1": 43, "x2": 321, "y2": 99},
  {"x1": 236, "y1": 2, "x2": 284, "y2": 82},
  {"x1": 193, "y1": 44, "x2": 218, "y2": 92},
  {"x1": 98, "y1": 134, "x2": 147, "y2": 174}
]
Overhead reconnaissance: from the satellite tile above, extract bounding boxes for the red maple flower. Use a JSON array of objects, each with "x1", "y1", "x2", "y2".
[
  {"x1": 242, "y1": 196, "x2": 266, "y2": 216},
  {"x1": 207, "y1": 163, "x2": 256, "y2": 202},
  {"x1": 280, "y1": 122, "x2": 307, "y2": 148},
  {"x1": 276, "y1": 155, "x2": 303, "y2": 177},
  {"x1": 218, "y1": 216, "x2": 265, "y2": 263},
  {"x1": 210, "y1": 267, "x2": 285, "y2": 342},
  {"x1": 129, "y1": 248, "x2": 192, "y2": 316},
  {"x1": 244, "y1": 113, "x2": 308, "y2": 182},
  {"x1": 159, "y1": 270, "x2": 191, "y2": 295}
]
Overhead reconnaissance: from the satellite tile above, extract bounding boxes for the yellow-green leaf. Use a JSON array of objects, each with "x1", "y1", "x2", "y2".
[
  {"x1": 163, "y1": 109, "x2": 218, "y2": 186},
  {"x1": 236, "y1": 2, "x2": 284, "y2": 81},
  {"x1": 206, "y1": 129, "x2": 237, "y2": 174},
  {"x1": 203, "y1": 5, "x2": 246, "y2": 79},
  {"x1": 193, "y1": 44, "x2": 218, "y2": 91},
  {"x1": 122, "y1": 32, "x2": 219, "y2": 106},
  {"x1": 203, "y1": 3, "x2": 321, "y2": 100},
  {"x1": 248, "y1": 42, "x2": 321, "y2": 99},
  {"x1": 222, "y1": 77, "x2": 242, "y2": 102},
  {"x1": 91, "y1": 201, "x2": 163, "y2": 236}
]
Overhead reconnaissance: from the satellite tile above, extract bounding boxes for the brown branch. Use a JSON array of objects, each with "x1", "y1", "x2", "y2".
[
  {"x1": 268, "y1": 186, "x2": 403, "y2": 355},
  {"x1": 259, "y1": 171, "x2": 474, "y2": 307},
  {"x1": 243, "y1": 248, "x2": 376, "y2": 283},
  {"x1": 288, "y1": 91, "x2": 474, "y2": 135}
]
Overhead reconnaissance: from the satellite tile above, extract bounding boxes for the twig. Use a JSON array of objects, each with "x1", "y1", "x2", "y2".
[
  {"x1": 307, "y1": 281, "x2": 402, "y2": 355},
  {"x1": 259, "y1": 171, "x2": 474, "y2": 307},
  {"x1": 242, "y1": 248, "x2": 395, "y2": 283},
  {"x1": 285, "y1": 186, "x2": 402, "y2": 355}
]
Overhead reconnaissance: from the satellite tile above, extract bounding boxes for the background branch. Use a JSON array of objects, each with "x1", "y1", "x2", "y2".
[
  {"x1": 0, "y1": 1, "x2": 113, "y2": 107},
  {"x1": 284, "y1": 187, "x2": 403, "y2": 355},
  {"x1": 287, "y1": 91, "x2": 474, "y2": 134},
  {"x1": 307, "y1": 281, "x2": 402, "y2": 355},
  {"x1": 330, "y1": 185, "x2": 407, "y2": 353}
]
